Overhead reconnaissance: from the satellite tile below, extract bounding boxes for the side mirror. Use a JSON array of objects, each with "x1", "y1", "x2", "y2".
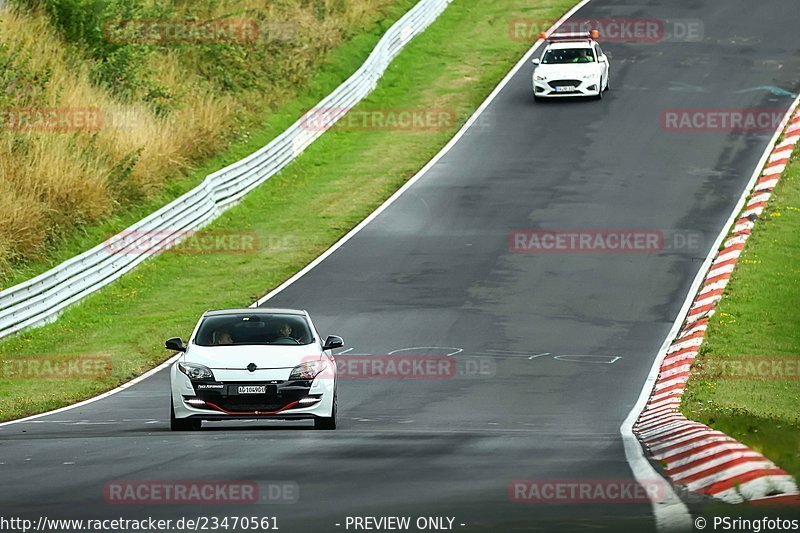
[
  {"x1": 532, "y1": 58, "x2": 540, "y2": 65},
  {"x1": 323, "y1": 335, "x2": 344, "y2": 351},
  {"x1": 165, "y1": 337, "x2": 186, "y2": 352}
]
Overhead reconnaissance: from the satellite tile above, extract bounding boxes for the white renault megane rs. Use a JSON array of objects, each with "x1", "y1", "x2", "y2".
[{"x1": 167, "y1": 308, "x2": 342, "y2": 431}]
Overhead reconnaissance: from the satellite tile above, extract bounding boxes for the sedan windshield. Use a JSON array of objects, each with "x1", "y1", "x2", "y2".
[
  {"x1": 541, "y1": 48, "x2": 595, "y2": 64},
  {"x1": 194, "y1": 313, "x2": 314, "y2": 346}
]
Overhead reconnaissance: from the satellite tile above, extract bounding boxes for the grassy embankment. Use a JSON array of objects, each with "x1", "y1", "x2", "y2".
[{"x1": 0, "y1": 0, "x2": 406, "y2": 281}]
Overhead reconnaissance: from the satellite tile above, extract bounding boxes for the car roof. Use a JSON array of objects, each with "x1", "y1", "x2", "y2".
[
  {"x1": 547, "y1": 41, "x2": 596, "y2": 50},
  {"x1": 203, "y1": 308, "x2": 307, "y2": 317}
]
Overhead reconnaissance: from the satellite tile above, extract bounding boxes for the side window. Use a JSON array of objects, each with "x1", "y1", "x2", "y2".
[{"x1": 594, "y1": 44, "x2": 604, "y2": 59}]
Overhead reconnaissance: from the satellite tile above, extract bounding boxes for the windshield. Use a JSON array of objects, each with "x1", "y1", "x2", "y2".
[
  {"x1": 541, "y1": 48, "x2": 595, "y2": 64},
  {"x1": 194, "y1": 313, "x2": 314, "y2": 346}
]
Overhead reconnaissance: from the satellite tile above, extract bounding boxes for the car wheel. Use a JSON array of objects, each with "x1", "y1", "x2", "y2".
[
  {"x1": 604, "y1": 76, "x2": 610, "y2": 92},
  {"x1": 595, "y1": 81, "x2": 604, "y2": 100},
  {"x1": 314, "y1": 393, "x2": 337, "y2": 430},
  {"x1": 170, "y1": 402, "x2": 201, "y2": 431}
]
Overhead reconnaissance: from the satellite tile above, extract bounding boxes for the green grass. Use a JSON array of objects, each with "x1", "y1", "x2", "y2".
[
  {"x1": 682, "y1": 143, "x2": 800, "y2": 480},
  {"x1": 0, "y1": 0, "x2": 579, "y2": 421}
]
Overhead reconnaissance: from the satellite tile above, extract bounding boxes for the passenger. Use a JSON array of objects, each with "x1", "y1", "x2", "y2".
[{"x1": 214, "y1": 330, "x2": 234, "y2": 345}]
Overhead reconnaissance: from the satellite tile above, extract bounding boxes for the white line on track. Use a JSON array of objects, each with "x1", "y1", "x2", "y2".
[
  {"x1": 527, "y1": 352, "x2": 551, "y2": 360},
  {"x1": 478, "y1": 349, "x2": 553, "y2": 359},
  {"x1": 475, "y1": 351, "x2": 547, "y2": 359},
  {"x1": 483, "y1": 349, "x2": 538, "y2": 355},
  {"x1": 553, "y1": 355, "x2": 621, "y2": 364},
  {"x1": 387, "y1": 346, "x2": 463, "y2": 357}
]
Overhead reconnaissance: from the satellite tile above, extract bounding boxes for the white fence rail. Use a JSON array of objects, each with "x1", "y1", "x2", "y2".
[{"x1": 0, "y1": 0, "x2": 452, "y2": 340}]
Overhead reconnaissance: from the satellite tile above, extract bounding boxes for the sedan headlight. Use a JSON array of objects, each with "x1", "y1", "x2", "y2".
[
  {"x1": 581, "y1": 73, "x2": 598, "y2": 80},
  {"x1": 534, "y1": 73, "x2": 547, "y2": 81},
  {"x1": 289, "y1": 360, "x2": 327, "y2": 381},
  {"x1": 178, "y1": 362, "x2": 215, "y2": 381}
]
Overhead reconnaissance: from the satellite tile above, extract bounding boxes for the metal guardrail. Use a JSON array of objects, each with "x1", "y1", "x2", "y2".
[{"x1": 0, "y1": 0, "x2": 453, "y2": 340}]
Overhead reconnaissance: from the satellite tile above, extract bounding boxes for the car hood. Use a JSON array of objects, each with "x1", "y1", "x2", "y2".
[
  {"x1": 535, "y1": 63, "x2": 601, "y2": 79},
  {"x1": 183, "y1": 344, "x2": 322, "y2": 370}
]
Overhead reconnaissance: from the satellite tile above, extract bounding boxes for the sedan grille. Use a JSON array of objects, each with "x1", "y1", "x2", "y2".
[{"x1": 548, "y1": 79, "x2": 581, "y2": 89}]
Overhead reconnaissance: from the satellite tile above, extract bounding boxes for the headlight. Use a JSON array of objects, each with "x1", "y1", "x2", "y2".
[
  {"x1": 289, "y1": 360, "x2": 327, "y2": 381},
  {"x1": 581, "y1": 73, "x2": 598, "y2": 79},
  {"x1": 534, "y1": 74, "x2": 547, "y2": 81},
  {"x1": 178, "y1": 362, "x2": 215, "y2": 381}
]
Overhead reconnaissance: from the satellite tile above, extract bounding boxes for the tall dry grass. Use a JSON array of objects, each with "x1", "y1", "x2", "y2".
[{"x1": 0, "y1": 0, "x2": 396, "y2": 279}]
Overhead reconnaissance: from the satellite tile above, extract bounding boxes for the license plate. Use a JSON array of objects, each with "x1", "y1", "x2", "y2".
[
  {"x1": 555, "y1": 86, "x2": 575, "y2": 93},
  {"x1": 238, "y1": 385, "x2": 266, "y2": 394}
]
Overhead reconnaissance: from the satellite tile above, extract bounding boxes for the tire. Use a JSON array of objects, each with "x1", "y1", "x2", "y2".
[
  {"x1": 170, "y1": 402, "x2": 201, "y2": 431},
  {"x1": 595, "y1": 81, "x2": 604, "y2": 100},
  {"x1": 314, "y1": 393, "x2": 337, "y2": 430},
  {"x1": 604, "y1": 76, "x2": 610, "y2": 92}
]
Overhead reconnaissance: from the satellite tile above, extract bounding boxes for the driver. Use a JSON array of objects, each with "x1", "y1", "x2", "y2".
[
  {"x1": 573, "y1": 48, "x2": 592, "y2": 63},
  {"x1": 276, "y1": 323, "x2": 293, "y2": 339}
]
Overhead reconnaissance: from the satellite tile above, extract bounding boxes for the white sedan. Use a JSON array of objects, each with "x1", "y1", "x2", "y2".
[
  {"x1": 532, "y1": 32, "x2": 610, "y2": 100},
  {"x1": 167, "y1": 308, "x2": 342, "y2": 431}
]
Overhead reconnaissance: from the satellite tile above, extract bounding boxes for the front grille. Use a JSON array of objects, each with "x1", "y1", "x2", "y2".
[
  {"x1": 191, "y1": 380, "x2": 308, "y2": 413},
  {"x1": 200, "y1": 397, "x2": 292, "y2": 413},
  {"x1": 548, "y1": 79, "x2": 581, "y2": 89}
]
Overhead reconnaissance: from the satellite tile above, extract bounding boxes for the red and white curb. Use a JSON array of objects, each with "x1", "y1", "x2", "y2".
[{"x1": 633, "y1": 109, "x2": 800, "y2": 505}]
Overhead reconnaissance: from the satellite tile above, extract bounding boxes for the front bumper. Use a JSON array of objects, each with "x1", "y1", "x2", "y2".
[
  {"x1": 170, "y1": 363, "x2": 335, "y2": 420},
  {"x1": 533, "y1": 77, "x2": 600, "y2": 97}
]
